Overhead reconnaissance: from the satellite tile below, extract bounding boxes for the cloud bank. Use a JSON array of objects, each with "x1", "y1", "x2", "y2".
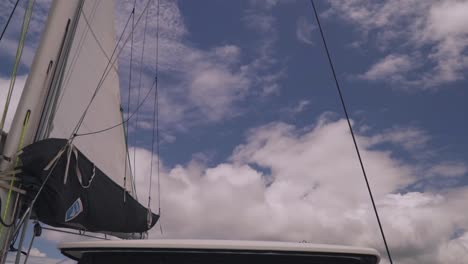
[
  {"x1": 88, "y1": 114, "x2": 468, "y2": 264},
  {"x1": 326, "y1": 0, "x2": 468, "y2": 89}
]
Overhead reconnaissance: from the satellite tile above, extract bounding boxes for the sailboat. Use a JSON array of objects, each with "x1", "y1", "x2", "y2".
[
  {"x1": 0, "y1": 0, "x2": 158, "y2": 261},
  {"x1": 0, "y1": 0, "x2": 381, "y2": 263}
]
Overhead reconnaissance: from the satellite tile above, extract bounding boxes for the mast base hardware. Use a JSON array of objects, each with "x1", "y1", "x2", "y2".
[{"x1": 17, "y1": 138, "x2": 159, "y2": 234}]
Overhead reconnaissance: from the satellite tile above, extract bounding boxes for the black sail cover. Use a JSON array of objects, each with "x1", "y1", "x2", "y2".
[{"x1": 18, "y1": 138, "x2": 158, "y2": 234}]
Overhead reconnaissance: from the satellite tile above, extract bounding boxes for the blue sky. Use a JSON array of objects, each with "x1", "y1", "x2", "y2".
[{"x1": 1, "y1": 0, "x2": 468, "y2": 263}]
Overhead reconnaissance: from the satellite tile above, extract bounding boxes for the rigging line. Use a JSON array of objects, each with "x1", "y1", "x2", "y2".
[
  {"x1": 0, "y1": 0, "x2": 21, "y2": 43},
  {"x1": 0, "y1": 198, "x2": 16, "y2": 227},
  {"x1": 148, "y1": 81, "x2": 156, "y2": 208},
  {"x1": 124, "y1": 0, "x2": 137, "y2": 197},
  {"x1": 0, "y1": 107, "x2": 30, "y2": 242},
  {"x1": 151, "y1": 0, "x2": 163, "y2": 235},
  {"x1": 74, "y1": 77, "x2": 157, "y2": 137},
  {"x1": 156, "y1": 0, "x2": 162, "y2": 224},
  {"x1": 14, "y1": 210, "x2": 30, "y2": 263},
  {"x1": 0, "y1": 0, "x2": 35, "y2": 133},
  {"x1": 9, "y1": 224, "x2": 20, "y2": 247},
  {"x1": 79, "y1": 5, "x2": 118, "y2": 72},
  {"x1": 309, "y1": 1, "x2": 394, "y2": 263},
  {"x1": 8, "y1": 245, "x2": 27, "y2": 256},
  {"x1": 70, "y1": 0, "x2": 153, "y2": 141},
  {"x1": 70, "y1": 10, "x2": 133, "y2": 137},
  {"x1": 148, "y1": 0, "x2": 159, "y2": 229},
  {"x1": 22, "y1": 222, "x2": 36, "y2": 264},
  {"x1": 133, "y1": 1, "x2": 151, "y2": 200}
]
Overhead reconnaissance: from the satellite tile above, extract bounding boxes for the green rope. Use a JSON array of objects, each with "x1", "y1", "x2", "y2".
[
  {"x1": 0, "y1": 0, "x2": 36, "y2": 133},
  {"x1": 0, "y1": 0, "x2": 36, "y2": 239},
  {"x1": 0, "y1": 110, "x2": 29, "y2": 236}
]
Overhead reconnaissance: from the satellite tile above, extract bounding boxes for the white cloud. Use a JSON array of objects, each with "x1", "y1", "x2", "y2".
[
  {"x1": 292, "y1": 99, "x2": 310, "y2": 113},
  {"x1": 436, "y1": 232, "x2": 468, "y2": 264},
  {"x1": 428, "y1": 162, "x2": 468, "y2": 178},
  {"x1": 296, "y1": 17, "x2": 315, "y2": 45},
  {"x1": 114, "y1": 0, "x2": 286, "y2": 131},
  {"x1": 28, "y1": 247, "x2": 47, "y2": 257},
  {"x1": 0, "y1": 0, "x2": 288, "y2": 136},
  {"x1": 281, "y1": 99, "x2": 310, "y2": 116},
  {"x1": 1, "y1": 0, "x2": 287, "y2": 138},
  {"x1": 35, "y1": 114, "x2": 468, "y2": 263},
  {"x1": 242, "y1": 12, "x2": 276, "y2": 33},
  {"x1": 0, "y1": 0, "x2": 51, "y2": 67},
  {"x1": 248, "y1": 0, "x2": 281, "y2": 10},
  {"x1": 421, "y1": 1, "x2": 468, "y2": 85},
  {"x1": 326, "y1": 0, "x2": 468, "y2": 88},
  {"x1": 240, "y1": 1, "x2": 286, "y2": 97},
  {"x1": 90, "y1": 115, "x2": 464, "y2": 264},
  {"x1": 5, "y1": 2, "x2": 467, "y2": 263},
  {"x1": 213, "y1": 45, "x2": 241, "y2": 63},
  {"x1": 366, "y1": 126, "x2": 430, "y2": 153},
  {"x1": 425, "y1": 1, "x2": 468, "y2": 39},
  {"x1": 189, "y1": 66, "x2": 249, "y2": 121},
  {"x1": 242, "y1": 0, "x2": 280, "y2": 33},
  {"x1": 360, "y1": 54, "x2": 414, "y2": 82}
]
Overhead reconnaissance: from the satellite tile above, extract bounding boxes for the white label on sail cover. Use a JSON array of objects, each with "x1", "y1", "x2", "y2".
[{"x1": 65, "y1": 197, "x2": 83, "y2": 222}]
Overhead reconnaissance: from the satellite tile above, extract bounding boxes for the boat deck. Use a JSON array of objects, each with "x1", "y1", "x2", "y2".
[{"x1": 59, "y1": 239, "x2": 380, "y2": 263}]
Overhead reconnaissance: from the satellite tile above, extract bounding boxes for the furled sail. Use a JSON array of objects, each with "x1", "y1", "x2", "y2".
[
  {"x1": 1, "y1": 0, "x2": 158, "y2": 238},
  {"x1": 19, "y1": 138, "x2": 157, "y2": 234}
]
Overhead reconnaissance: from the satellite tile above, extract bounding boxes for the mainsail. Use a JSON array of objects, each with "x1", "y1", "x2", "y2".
[
  {"x1": 43, "y1": 0, "x2": 133, "y2": 192},
  {"x1": 0, "y1": 0, "x2": 158, "y2": 250}
]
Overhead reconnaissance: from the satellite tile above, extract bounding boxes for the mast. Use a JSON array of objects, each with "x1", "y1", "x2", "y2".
[{"x1": 0, "y1": 0, "x2": 84, "y2": 257}]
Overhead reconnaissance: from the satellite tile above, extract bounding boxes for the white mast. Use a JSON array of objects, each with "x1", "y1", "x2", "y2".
[
  {"x1": 0, "y1": 0, "x2": 84, "y2": 255},
  {"x1": 1, "y1": 0, "x2": 134, "y2": 255}
]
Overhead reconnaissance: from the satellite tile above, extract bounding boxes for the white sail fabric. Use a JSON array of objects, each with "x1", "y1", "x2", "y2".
[
  {"x1": 0, "y1": 0, "x2": 139, "y2": 248},
  {"x1": 48, "y1": 0, "x2": 133, "y2": 193}
]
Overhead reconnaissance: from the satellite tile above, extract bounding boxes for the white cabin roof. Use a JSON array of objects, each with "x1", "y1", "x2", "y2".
[{"x1": 59, "y1": 239, "x2": 380, "y2": 261}]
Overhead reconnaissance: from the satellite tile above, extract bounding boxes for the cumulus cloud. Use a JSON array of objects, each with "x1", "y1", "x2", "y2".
[
  {"x1": 6, "y1": 2, "x2": 468, "y2": 264},
  {"x1": 241, "y1": 0, "x2": 286, "y2": 97},
  {"x1": 0, "y1": 0, "x2": 51, "y2": 67},
  {"x1": 62, "y1": 115, "x2": 459, "y2": 264},
  {"x1": 1, "y1": 0, "x2": 288, "y2": 137},
  {"x1": 366, "y1": 126, "x2": 430, "y2": 153},
  {"x1": 326, "y1": 0, "x2": 468, "y2": 88},
  {"x1": 296, "y1": 17, "x2": 315, "y2": 45},
  {"x1": 427, "y1": 162, "x2": 468, "y2": 178},
  {"x1": 36, "y1": 114, "x2": 468, "y2": 264},
  {"x1": 281, "y1": 99, "x2": 310, "y2": 116},
  {"x1": 28, "y1": 247, "x2": 47, "y2": 257},
  {"x1": 242, "y1": 0, "x2": 279, "y2": 33},
  {"x1": 115, "y1": 0, "x2": 287, "y2": 131},
  {"x1": 360, "y1": 54, "x2": 414, "y2": 82}
]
